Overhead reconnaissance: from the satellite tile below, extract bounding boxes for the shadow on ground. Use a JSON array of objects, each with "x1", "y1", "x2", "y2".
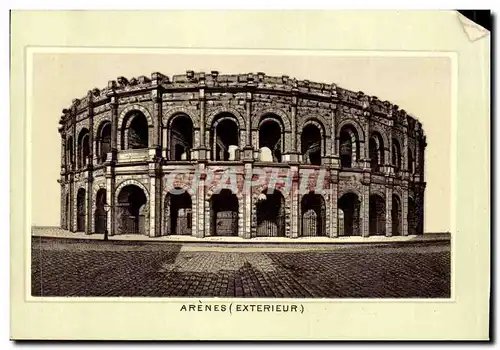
[{"x1": 31, "y1": 238, "x2": 451, "y2": 298}]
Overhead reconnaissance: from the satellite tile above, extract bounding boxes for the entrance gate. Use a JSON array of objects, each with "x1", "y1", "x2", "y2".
[
  {"x1": 210, "y1": 189, "x2": 239, "y2": 236},
  {"x1": 256, "y1": 190, "x2": 286, "y2": 237},
  {"x1": 300, "y1": 192, "x2": 326, "y2": 237}
]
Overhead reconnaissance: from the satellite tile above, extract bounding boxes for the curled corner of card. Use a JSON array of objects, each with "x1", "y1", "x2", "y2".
[{"x1": 457, "y1": 12, "x2": 489, "y2": 42}]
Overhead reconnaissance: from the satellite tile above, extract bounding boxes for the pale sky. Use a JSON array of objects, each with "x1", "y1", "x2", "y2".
[{"x1": 31, "y1": 52, "x2": 452, "y2": 232}]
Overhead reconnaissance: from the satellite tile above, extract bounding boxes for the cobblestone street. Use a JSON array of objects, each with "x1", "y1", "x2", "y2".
[{"x1": 31, "y1": 238, "x2": 450, "y2": 298}]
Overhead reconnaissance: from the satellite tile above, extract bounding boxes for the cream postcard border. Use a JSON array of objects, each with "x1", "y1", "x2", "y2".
[{"x1": 11, "y1": 11, "x2": 489, "y2": 340}]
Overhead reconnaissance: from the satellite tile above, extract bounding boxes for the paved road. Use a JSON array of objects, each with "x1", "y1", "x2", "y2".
[{"x1": 31, "y1": 238, "x2": 450, "y2": 298}]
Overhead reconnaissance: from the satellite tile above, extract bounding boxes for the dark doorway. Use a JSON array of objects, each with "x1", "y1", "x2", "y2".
[
  {"x1": 210, "y1": 189, "x2": 239, "y2": 236},
  {"x1": 259, "y1": 119, "x2": 282, "y2": 162},
  {"x1": 117, "y1": 185, "x2": 147, "y2": 234},
  {"x1": 301, "y1": 124, "x2": 322, "y2": 165},
  {"x1": 301, "y1": 192, "x2": 326, "y2": 236},
  {"x1": 94, "y1": 188, "x2": 107, "y2": 233},
  {"x1": 369, "y1": 194, "x2": 386, "y2": 235},
  {"x1": 212, "y1": 116, "x2": 239, "y2": 161},
  {"x1": 170, "y1": 115, "x2": 193, "y2": 161},
  {"x1": 122, "y1": 112, "x2": 149, "y2": 150},
  {"x1": 256, "y1": 190, "x2": 285, "y2": 237},
  {"x1": 66, "y1": 136, "x2": 74, "y2": 169},
  {"x1": 165, "y1": 190, "x2": 192, "y2": 235},
  {"x1": 76, "y1": 188, "x2": 86, "y2": 232},
  {"x1": 338, "y1": 193, "x2": 361, "y2": 236},
  {"x1": 77, "y1": 129, "x2": 90, "y2": 169},
  {"x1": 392, "y1": 138, "x2": 402, "y2": 173},
  {"x1": 97, "y1": 122, "x2": 111, "y2": 163},
  {"x1": 339, "y1": 125, "x2": 359, "y2": 168},
  {"x1": 369, "y1": 133, "x2": 385, "y2": 173},
  {"x1": 408, "y1": 148, "x2": 414, "y2": 174},
  {"x1": 392, "y1": 194, "x2": 401, "y2": 236}
]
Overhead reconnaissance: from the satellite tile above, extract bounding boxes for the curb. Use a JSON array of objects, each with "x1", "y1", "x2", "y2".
[{"x1": 31, "y1": 234, "x2": 451, "y2": 247}]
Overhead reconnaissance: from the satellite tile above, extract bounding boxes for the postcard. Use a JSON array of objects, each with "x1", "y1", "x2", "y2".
[{"x1": 10, "y1": 10, "x2": 490, "y2": 340}]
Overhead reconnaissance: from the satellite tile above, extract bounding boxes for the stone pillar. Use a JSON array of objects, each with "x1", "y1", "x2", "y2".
[
  {"x1": 402, "y1": 185, "x2": 409, "y2": 236},
  {"x1": 415, "y1": 137, "x2": 421, "y2": 180},
  {"x1": 245, "y1": 93, "x2": 252, "y2": 146},
  {"x1": 151, "y1": 88, "x2": 162, "y2": 158},
  {"x1": 290, "y1": 166, "x2": 300, "y2": 238},
  {"x1": 331, "y1": 109, "x2": 337, "y2": 155},
  {"x1": 386, "y1": 128, "x2": 393, "y2": 175},
  {"x1": 86, "y1": 172, "x2": 93, "y2": 235},
  {"x1": 106, "y1": 166, "x2": 115, "y2": 236},
  {"x1": 385, "y1": 181, "x2": 393, "y2": 237},
  {"x1": 87, "y1": 92, "x2": 94, "y2": 161},
  {"x1": 402, "y1": 125, "x2": 409, "y2": 181},
  {"x1": 196, "y1": 163, "x2": 206, "y2": 238},
  {"x1": 148, "y1": 163, "x2": 160, "y2": 237},
  {"x1": 360, "y1": 180, "x2": 370, "y2": 237},
  {"x1": 85, "y1": 92, "x2": 94, "y2": 235},
  {"x1": 243, "y1": 162, "x2": 253, "y2": 238},
  {"x1": 331, "y1": 107, "x2": 341, "y2": 168},
  {"x1": 72, "y1": 182, "x2": 78, "y2": 232},
  {"x1": 60, "y1": 131, "x2": 67, "y2": 173},
  {"x1": 242, "y1": 93, "x2": 254, "y2": 161},
  {"x1": 198, "y1": 76, "x2": 208, "y2": 161},
  {"x1": 69, "y1": 174, "x2": 75, "y2": 232},
  {"x1": 362, "y1": 117, "x2": 370, "y2": 169},
  {"x1": 287, "y1": 95, "x2": 299, "y2": 162},
  {"x1": 108, "y1": 83, "x2": 118, "y2": 162},
  {"x1": 329, "y1": 169, "x2": 339, "y2": 238}
]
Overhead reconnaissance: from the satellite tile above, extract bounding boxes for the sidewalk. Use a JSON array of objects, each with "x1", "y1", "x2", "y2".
[{"x1": 32, "y1": 226, "x2": 451, "y2": 245}]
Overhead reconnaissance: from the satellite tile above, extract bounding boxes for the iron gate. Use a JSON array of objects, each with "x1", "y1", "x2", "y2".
[
  {"x1": 302, "y1": 210, "x2": 319, "y2": 237},
  {"x1": 215, "y1": 211, "x2": 238, "y2": 236},
  {"x1": 175, "y1": 208, "x2": 192, "y2": 235},
  {"x1": 256, "y1": 216, "x2": 285, "y2": 237}
]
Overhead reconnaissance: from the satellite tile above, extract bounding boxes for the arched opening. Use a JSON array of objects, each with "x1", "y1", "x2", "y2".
[
  {"x1": 210, "y1": 189, "x2": 238, "y2": 236},
  {"x1": 369, "y1": 132, "x2": 385, "y2": 173},
  {"x1": 392, "y1": 194, "x2": 401, "y2": 236},
  {"x1": 259, "y1": 118, "x2": 282, "y2": 162},
  {"x1": 97, "y1": 122, "x2": 111, "y2": 163},
  {"x1": 165, "y1": 190, "x2": 192, "y2": 235},
  {"x1": 369, "y1": 194, "x2": 386, "y2": 235},
  {"x1": 392, "y1": 138, "x2": 402, "y2": 174},
  {"x1": 211, "y1": 114, "x2": 239, "y2": 161},
  {"x1": 77, "y1": 129, "x2": 90, "y2": 169},
  {"x1": 300, "y1": 192, "x2": 326, "y2": 236},
  {"x1": 339, "y1": 125, "x2": 360, "y2": 168},
  {"x1": 408, "y1": 148, "x2": 414, "y2": 174},
  {"x1": 408, "y1": 197, "x2": 418, "y2": 235},
  {"x1": 170, "y1": 115, "x2": 193, "y2": 161},
  {"x1": 122, "y1": 111, "x2": 149, "y2": 150},
  {"x1": 301, "y1": 124, "x2": 322, "y2": 165},
  {"x1": 117, "y1": 185, "x2": 147, "y2": 234},
  {"x1": 94, "y1": 188, "x2": 107, "y2": 233},
  {"x1": 76, "y1": 188, "x2": 86, "y2": 232},
  {"x1": 256, "y1": 189, "x2": 285, "y2": 237},
  {"x1": 66, "y1": 136, "x2": 74, "y2": 169},
  {"x1": 338, "y1": 193, "x2": 361, "y2": 236}
]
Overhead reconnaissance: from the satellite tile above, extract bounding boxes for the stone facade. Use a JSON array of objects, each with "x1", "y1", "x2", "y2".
[{"x1": 58, "y1": 71, "x2": 427, "y2": 238}]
